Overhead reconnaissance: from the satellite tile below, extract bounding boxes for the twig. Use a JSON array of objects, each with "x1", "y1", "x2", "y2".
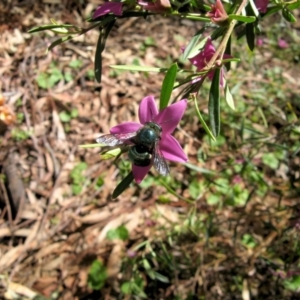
[{"x1": 205, "y1": 0, "x2": 250, "y2": 69}]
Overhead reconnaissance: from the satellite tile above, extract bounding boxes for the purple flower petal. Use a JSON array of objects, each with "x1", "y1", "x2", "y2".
[
  {"x1": 189, "y1": 38, "x2": 216, "y2": 70},
  {"x1": 110, "y1": 122, "x2": 141, "y2": 134},
  {"x1": 189, "y1": 38, "x2": 231, "y2": 88},
  {"x1": 138, "y1": 0, "x2": 171, "y2": 12},
  {"x1": 255, "y1": 0, "x2": 268, "y2": 13},
  {"x1": 139, "y1": 96, "x2": 158, "y2": 124},
  {"x1": 160, "y1": 135, "x2": 188, "y2": 162},
  {"x1": 278, "y1": 38, "x2": 289, "y2": 49},
  {"x1": 206, "y1": 0, "x2": 228, "y2": 24},
  {"x1": 92, "y1": 2, "x2": 123, "y2": 19},
  {"x1": 154, "y1": 99, "x2": 187, "y2": 135},
  {"x1": 132, "y1": 164, "x2": 152, "y2": 183}
]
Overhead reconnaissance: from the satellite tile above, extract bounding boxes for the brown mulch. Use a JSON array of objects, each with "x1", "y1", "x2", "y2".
[
  {"x1": 0, "y1": 1, "x2": 300, "y2": 299},
  {"x1": 0, "y1": 1, "x2": 203, "y2": 299}
]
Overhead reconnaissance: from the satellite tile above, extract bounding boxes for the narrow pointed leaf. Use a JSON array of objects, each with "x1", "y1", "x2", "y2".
[
  {"x1": 95, "y1": 31, "x2": 103, "y2": 83},
  {"x1": 228, "y1": 14, "x2": 256, "y2": 23},
  {"x1": 28, "y1": 24, "x2": 75, "y2": 33},
  {"x1": 222, "y1": 58, "x2": 241, "y2": 63},
  {"x1": 264, "y1": 6, "x2": 282, "y2": 17},
  {"x1": 95, "y1": 20, "x2": 116, "y2": 83},
  {"x1": 159, "y1": 63, "x2": 178, "y2": 110},
  {"x1": 225, "y1": 84, "x2": 235, "y2": 110},
  {"x1": 47, "y1": 35, "x2": 74, "y2": 53},
  {"x1": 225, "y1": 36, "x2": 231, "y2": 71},
  {"x1": 211, "y1": 27, "x2": 226, "y2": 40},
  {"x1": 100, "y1": 148, "x2": 122, "y2": 160},
  {"x1": 110, "y1": 65, "x2": 166, "y2": 72},
  {"x1": 194, "y1": 96, "x2": 216, "y2": 141},
  {"x1": 246, "y1": 23, "x2": 255, "y2": 51},
  {"x1": 209, "y1": 68, "x2": 221, "y2": 137},
  {"x1": 182, "y1": 28, "x2": 205, "y2": 61},
  {"x1": 112, "y1": 171, "x2": 134, "y2": 198},
  {"x1": 282, "y1": 8, "x2": 297, "y2": 23},
  {"x1": 287, "y1": 2, "x2": 300, "y2": 10},
  {"x1": 248, "y1": 0, "x2": 260, "y2": 17},
  {"x1": 79, "y1": 143, "x2": 102, "y2": 148},
  {"x1": 184, "y1": 163, "x2": 216, "y2": 175}
]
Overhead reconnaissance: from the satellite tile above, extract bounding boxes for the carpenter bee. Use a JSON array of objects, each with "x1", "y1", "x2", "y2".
[{"x1": 96, "y1": 121, "x2": 170, "y2": 176}]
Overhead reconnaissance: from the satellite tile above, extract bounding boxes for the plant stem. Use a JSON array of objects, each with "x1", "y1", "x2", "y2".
[{"x1": 205, "y1": 0, "x2": 250, "y2": 69}]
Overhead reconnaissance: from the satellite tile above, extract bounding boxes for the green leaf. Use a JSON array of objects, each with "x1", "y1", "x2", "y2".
[
  {"x1": 159, "y1": 63, "x2": 178, "y2": 110},
  {"x1": 262, "y1": 153, "x2": 279, "y2": 169},
  {"x1": 241, "y1": 234, "x2": 257, "y2": 248},
  {"x1": 193, "y1": 96, "x2": 216, "y2": 141},
  {"x1": 228, "y1": 14, "x2": 256, "y2": 23},
  {"x1": 282, "y1": 7, "x2": 297, "y2": 23},
  {"x1": 59, "y1": 111, "x2": 71, "y2": 123},
  {"x1": 284, "y1": 276, "x2": 300, "y2": 291},
  {"x1": 36, "y1": 73, "x2": 49, "y2": 89},
  {"x1": 287, "y1": 1, "x2": 300, "y2": 10},
  {"x1": 72, "y1": 184, "x2": 82, "y2": 195},
  {"x1": 47, "y1": 35, "x2": 74, "y2": 53},
  {"x1": 79, "y1": 143, "x2": 102, "y2": 148},
  {"x1": 95, "y1": 177, "x2": 104, "y2": 189},
  {"x1": 248, "y1": 0, "x2": 260, "y2": 17},
  {"x1": 224, "y1": 36, "x2": 231, "y2": 71},
  {"x1": 225, "y1": 84, "x2": 235, "y2": 110},
  {"x1": 95, "y1": 31, "x2": 103, "y2": 83},
  {"x1": 121, "y1": 282, "x2": 131, "y2": 294},
  {"x1": 207, "y1": 194, "x2": 220, "y2": 205},
  {"x1": 110, "y1": 65, "x2": 165, "y2": 72},
  {"x1": 88, "y1": 260, "x2": 107, "y2": 290},
  {"x1": 69, "y1": 59, "x2": 83, "y2": 69},
  {"x1": 264, "y1": 6, "x2": 282, "y2": 17},
  {"x1": 28, "y1": 24, "x2": 75, "y2": 33},
  {"x1": 94, "y1": 20, "x2": 116, "y2": 83},
  {"x1": 154, "y1": 272, "x2": 169, "y2": 283},
  {"x1": 211, "y1": 27, "x2": 226, "y2": 40},
  {"x1": 144, "y1": 36, "x2": 156, "y2": 46},
  {"x1": 182, "y1": 28, "x2": 205, "y2": 61},
  {"x1": 183, "y1": 163, "x2": 216, "y2": 175},
  {"x1": 188, "y1": 179, "x2": 203, "y2": 199},
  {"x1": 208, "y1": 68, "x2": 221, "y2": 138},
  {"x1": 64, "y1": 71, "x2": 73, "y2": 82},
  {"x1": 245, "y1": 23, "x2": 255, "y2": 51},
  {"x1": 112, "y1": 171, "x2": 134, "y2": 198},
  {"x1": 222, "y1": 58, "x2": 241, "y2": 63},
  {"x1": 49, "y1": 68, "x2": 64, "y2": 85},
  {"x1": 70, "y1": 108, "x2": 78, "y2": 118},
  {"x1": 100, "y1": 148, "x2": 122, "y2": 160},
  {"x1": 106, "y1": 225, "x2": 129, "y2": 241}
]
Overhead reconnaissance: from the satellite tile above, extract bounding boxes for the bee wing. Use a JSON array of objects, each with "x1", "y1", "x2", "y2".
[
  {"x1": 96, "y1": 132, "x2": 137, "y2": 147},
  {"x1": 153, "y1": 143, "x2": 170, "y2": 176}
]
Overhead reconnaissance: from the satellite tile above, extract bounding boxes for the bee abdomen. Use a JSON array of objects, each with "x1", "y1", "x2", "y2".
[{"x1": 128, "y1": 146, "x2": 152, "y2": 167}]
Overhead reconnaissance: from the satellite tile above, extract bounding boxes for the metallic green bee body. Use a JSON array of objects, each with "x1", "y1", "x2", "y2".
[
  {"x1": 128, "y1": 145, "x2": 151, "y2": 167},
  {"x1": 127, "y1": 122, "x2": 162, "y2": 166},
  {"x1": 96, "y1": 121, "x2": 169, "y2": 176}
]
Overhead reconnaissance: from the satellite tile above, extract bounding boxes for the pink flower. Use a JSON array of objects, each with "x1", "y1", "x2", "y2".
[
  {"x1": 278, "y1": 38, "x2": 289, "y2": 49},
  {"x1": 206, "y1": 0, "x2": 228, "y2": 25},
  {"x1": 256, "y1": 38, "x2": 264, "y2": 47},
  {"x1": 255, "y1": 0, "x2": 268, "y2": 13},
  {"x1": 188, "y1": 37, "x2": 230, "y2": 87},
  {"x1": 127, "y1": 250, "x2": 137, "y2": 258},
  {"x1": 232, "y1": 175, "x2": 242, "y2": 184},
  {"x1": 110, "y1": 96, "x2": 188, "y2": 183},
  {"x1": 92, "y1": 2, "x2": 123, "y2": 19},
  {"x1": 137, "y1": 0, "x2": 171, "y2": 12}
]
